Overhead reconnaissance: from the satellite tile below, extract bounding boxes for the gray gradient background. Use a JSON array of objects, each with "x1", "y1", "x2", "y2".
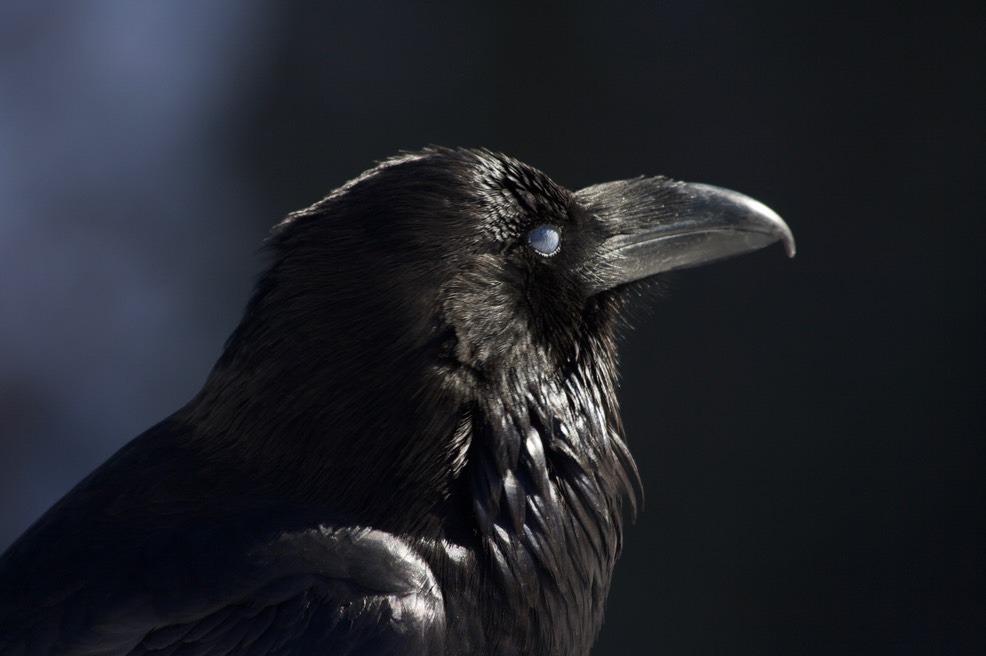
[{"x1": 1, "y1": 2, "x2": 983, "y2": 654}]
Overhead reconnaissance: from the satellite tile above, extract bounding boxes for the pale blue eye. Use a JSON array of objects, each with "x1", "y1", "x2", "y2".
[{"x1": 527, "y1": 224, "x2": 561, "y2": 256}]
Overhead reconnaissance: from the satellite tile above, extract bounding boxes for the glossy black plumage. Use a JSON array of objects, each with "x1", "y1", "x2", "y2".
[{"x1": 0, "y1": 148, "x2": 792, "y2": 655}]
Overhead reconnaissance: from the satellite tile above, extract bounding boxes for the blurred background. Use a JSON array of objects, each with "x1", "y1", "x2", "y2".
[{"x1": 0, "y1": 1, "x2": 982, "y2": 653}]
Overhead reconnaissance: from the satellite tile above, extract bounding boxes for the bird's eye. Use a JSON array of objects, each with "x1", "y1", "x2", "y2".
[{"x1": 526, "y1": 224, "x2": 561, "y2": 256}]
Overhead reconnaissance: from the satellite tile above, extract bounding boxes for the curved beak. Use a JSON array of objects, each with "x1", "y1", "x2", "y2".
[{"x1": 576, "y1": 178, "x2": 795, "y2": 294}]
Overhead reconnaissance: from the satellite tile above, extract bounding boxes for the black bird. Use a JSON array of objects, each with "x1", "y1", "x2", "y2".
[{"x1": 0, "y1": 148, "x2": 793, "y2": 655}]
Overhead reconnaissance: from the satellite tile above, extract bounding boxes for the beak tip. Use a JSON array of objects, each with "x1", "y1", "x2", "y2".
[
  {"x1": 778, "y1": 224, "x2": 797, "y2": 258},
  {"x1": 691, "y1": 182, "x2": 796, "y2": 260}
]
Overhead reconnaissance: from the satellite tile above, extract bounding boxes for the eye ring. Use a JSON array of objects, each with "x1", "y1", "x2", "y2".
[{"x1": 526, "y1": 224, "x2": 561, "y2": 256}]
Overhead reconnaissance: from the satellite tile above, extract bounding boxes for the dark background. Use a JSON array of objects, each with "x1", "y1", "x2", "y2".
[{"x1": 1, "y1": 2, "x2": 983, "y2": 653}]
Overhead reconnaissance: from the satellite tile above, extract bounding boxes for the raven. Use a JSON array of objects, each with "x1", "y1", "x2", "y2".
[{"x1": 0, "y1": 148, "x2": 793, "y2": 655}]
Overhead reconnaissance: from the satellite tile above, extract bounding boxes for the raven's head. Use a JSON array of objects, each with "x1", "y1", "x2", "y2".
[
  {"x1": 191, "y1": 144, "x2": 793, "y2": 529},
  {"x1": 183, "y1": 147, "x2": 792, "y2": 649}
]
